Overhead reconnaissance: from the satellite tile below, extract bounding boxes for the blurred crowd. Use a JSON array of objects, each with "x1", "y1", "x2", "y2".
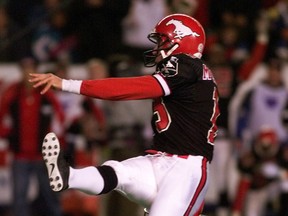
[{"x1": 0, "y1": 0, "x2": 288, "y2": 216}]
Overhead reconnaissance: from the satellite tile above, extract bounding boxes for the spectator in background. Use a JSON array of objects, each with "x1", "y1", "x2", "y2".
[
  {"x1": 229, "y1": 58, "x2": 288, "y2": 150},
  {"x1": 0, "y1": 57, "x2": 65, "y2": 216},
  {"x1": 66, "y1": 0, "x2": 131, "y2": 63},
  {"x1": 229, "y1": 57, "x2": 288, "y2": 215}
]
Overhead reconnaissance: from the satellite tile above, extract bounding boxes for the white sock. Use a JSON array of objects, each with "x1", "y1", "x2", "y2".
[{"x1": 68, "y1": 166, "x2": 104, "y2": 195}]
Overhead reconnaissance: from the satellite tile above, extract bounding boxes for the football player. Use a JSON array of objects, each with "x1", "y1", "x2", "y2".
[{"x1": 29, "y1": 14, "x2": 219, "y2": 216}]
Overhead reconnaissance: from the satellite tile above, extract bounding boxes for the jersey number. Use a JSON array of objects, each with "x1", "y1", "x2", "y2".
[{"x1": 153, "y1": 98, "x2": 171, "y2": 133}]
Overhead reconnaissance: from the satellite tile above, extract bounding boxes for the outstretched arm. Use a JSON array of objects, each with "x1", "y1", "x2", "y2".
[{"x1": 29, "y1": 73, "x2": 165, "y2": 100}]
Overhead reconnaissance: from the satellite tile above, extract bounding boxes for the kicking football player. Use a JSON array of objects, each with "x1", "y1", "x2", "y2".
[{"x1": 29, "y1": 13, "x2": 220, "y2": 216}]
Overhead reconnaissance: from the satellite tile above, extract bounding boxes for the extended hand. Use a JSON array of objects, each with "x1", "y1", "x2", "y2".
[{"x1": 29, "y1": 73, "x2": 62, "y2": 94}]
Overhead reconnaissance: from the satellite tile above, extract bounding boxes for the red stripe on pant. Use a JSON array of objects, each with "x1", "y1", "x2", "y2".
[{"x1": 184, "y1": 157, "x2": 208, "y2": 216}]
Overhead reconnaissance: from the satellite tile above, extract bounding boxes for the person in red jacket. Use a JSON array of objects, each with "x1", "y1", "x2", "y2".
[{"x1": 0, "y1": 57, "x2": 65, "y2": 216}]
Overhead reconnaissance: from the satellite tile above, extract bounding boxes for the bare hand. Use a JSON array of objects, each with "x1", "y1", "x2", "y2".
[{"x1": 29, "y1": 73, "x2": 62, "y2": 94}]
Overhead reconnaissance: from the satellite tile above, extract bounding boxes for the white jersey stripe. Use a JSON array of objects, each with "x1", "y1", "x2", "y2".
[{"x1": 153, "y1": 74, "x2": 171, "y2": 96}]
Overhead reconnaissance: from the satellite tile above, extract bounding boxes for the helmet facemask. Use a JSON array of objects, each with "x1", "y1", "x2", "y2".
[{"x1": 143, "y1": 32, "x2": 178, "y2": 67}]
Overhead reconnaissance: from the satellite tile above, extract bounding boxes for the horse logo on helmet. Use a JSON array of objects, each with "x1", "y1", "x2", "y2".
[{"x1": 166, "y1": 19, "x2": 200, "y2": 39}]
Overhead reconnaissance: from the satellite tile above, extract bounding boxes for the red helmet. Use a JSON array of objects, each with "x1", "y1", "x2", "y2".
[
  {"x1": 144, "y1": 13, "x2": 206, "y2": 67},
  {"x1": 254, "y1": 127, "x2": 279, "y2": 158}
]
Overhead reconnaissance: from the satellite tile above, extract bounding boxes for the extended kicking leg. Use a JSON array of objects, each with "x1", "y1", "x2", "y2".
[{"x1": 42, "y1": 132, "x2": 118, "y2": 194}]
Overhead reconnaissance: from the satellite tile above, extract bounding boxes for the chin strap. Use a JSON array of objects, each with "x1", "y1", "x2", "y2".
[
  {"x1": 160, "y1": 44, "x2": 179, "y2": 59},
  {"x1": 160, "y1": 44, "x2": 202, "y2": 59}
]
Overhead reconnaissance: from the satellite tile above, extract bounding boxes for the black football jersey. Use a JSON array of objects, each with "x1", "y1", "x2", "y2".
[{"x1": 150, "y1": 54, "x2": 220, "y2": 161}]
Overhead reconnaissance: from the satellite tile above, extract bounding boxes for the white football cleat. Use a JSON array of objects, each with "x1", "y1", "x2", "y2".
[{"x1": 42, "y1": 132, "x2": 69, "y2": 192}]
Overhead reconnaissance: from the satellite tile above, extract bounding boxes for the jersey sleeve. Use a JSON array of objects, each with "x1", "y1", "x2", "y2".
[{"x1": 79, "y1": 75, "x2": 164, "y2": 100}]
